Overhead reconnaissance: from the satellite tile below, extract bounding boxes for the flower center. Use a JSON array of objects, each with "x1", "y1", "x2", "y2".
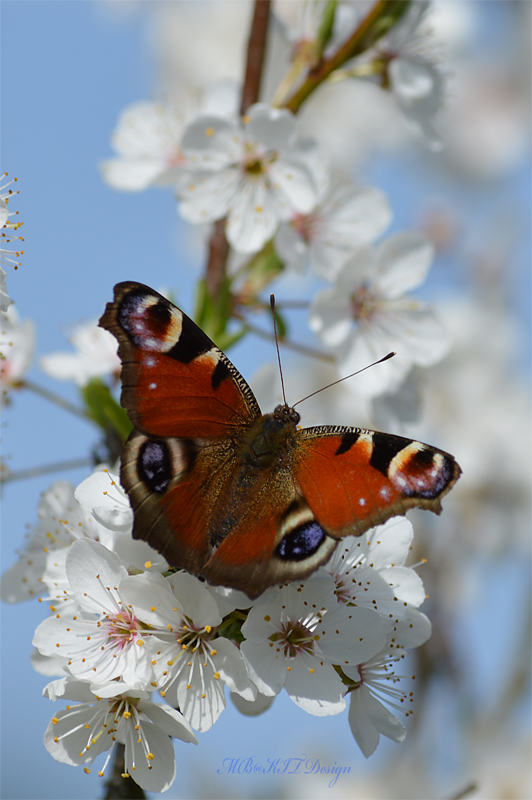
[
  {"x1": 104, "y1": 608, "x2": 145, "y2": 651},
  {"x1": 270, "y1": 620, "x2": 316, "y2": 659},
  {"x1": 350, "y1": 284, "x2": 381, "y2": 324},
  {"x1": 292, "y1": 211, "x2": 321, "y2": 243}
]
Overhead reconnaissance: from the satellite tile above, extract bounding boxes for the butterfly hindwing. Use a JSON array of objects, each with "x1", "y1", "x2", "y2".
[
  {"x1": 99, "y1": 281, "x2": 260, "y2": 439},
  {"x1": 121, "y1": 427, "x2": 337, "y2": 597}
]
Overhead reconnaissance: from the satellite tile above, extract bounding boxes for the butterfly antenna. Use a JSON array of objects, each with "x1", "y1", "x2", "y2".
[
  {"x1": 292, "y1": 352, "x2": 396, "y2": 409},
  {"x1": 270, "y1": 294, "x2": 288, "y2": 406}
]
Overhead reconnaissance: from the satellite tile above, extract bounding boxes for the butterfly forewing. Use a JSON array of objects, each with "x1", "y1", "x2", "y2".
[{"x1": 100, "y1": 281, "x2": 260, "y2": 439}]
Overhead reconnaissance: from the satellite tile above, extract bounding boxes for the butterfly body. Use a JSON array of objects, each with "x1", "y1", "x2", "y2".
[{"x1": 100, "y1": 282, "x2": 461, "y2": 598}]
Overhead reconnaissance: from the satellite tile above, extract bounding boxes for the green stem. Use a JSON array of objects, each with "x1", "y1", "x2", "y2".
[{"x1": 283, "y1": 0, "x2": 411, "y2": 114}]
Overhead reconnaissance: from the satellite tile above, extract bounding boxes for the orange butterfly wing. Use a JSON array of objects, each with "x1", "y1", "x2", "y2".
[
  {"x1": 100, "y1": 281, "x2": 260, "y2": 439},
  {"x1": 293, "y1": 426, "x2": 461, "y2": 539}
]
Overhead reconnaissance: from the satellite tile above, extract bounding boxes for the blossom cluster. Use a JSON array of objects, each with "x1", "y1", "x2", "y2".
[
  {"x1": 1, "y1": 3, "x2": 463, "y2": 796},
  {"x1": 2, "y1": 465, "x2": 431, "y2": 790}
]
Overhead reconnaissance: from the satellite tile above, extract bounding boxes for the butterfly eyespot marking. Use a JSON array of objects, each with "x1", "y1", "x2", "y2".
[
  {"x1": 276, "y1": 521, "x2": 327, "y2": 562},
  {"x1": 119, "y1": 290, "x2": 183, "y2": 353},
  {"x1": 138, "y1": 439, "x2": 172, "y2": 493}
]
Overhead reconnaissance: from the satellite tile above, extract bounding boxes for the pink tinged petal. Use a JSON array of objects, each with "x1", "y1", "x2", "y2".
[
  {"x1": 231, "y1": 691, "x2": 274, "y2": 717},
  {"x1": 285, "y1": 652, "x2": 346, "y2": 716},
  {"x1": 348, "y1": 684, "x2": 406, "y2": 758},
  {"x1": 240, "y1": 640, "x2": 286, "y2": 697},
  {"x1": 366, "y1": 517, "x2": 414, "y2": 569},
  {"x1": 177, "y1": 167, "x2": 240, "y2": 224},
  {"x1": 269, "y1": 156, "x2": 317, "y2": 214},
  {"x1": 226, "y1": 178, "x2": 279, "y2": 253},
  {"x1": 374, "y1": 232, "x2": 434, "y2": 297},
  {"x1": 65, "y1": 539, "x2": 127, "y2": 614},
  {"x1": 167, "y1": 571, "x2": 222, "y2": 627},
  {"x1": 309, "y1": 287, "x2": 352, "y2": 347},
  {"x1": 245, "y1": 103, "x2": 297, "y2": 150},
  {"x1": 317, "y1": 605, "x2": 388, "y2": 665},
  {"x1": 99, "y1": 158, "x2": 177, "y2": 192},
  {"x1": 181, "y1": 116, "x2": 242, "y2": 166},
  {"x1": 138, "y1": 700, "x2": 197, "y2": 744},
  {"x1": 384, "y1": 566, "x2": 425, "y2": 608}
]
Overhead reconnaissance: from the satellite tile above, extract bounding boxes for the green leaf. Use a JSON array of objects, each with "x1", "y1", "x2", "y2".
[{"x1": 81, "y1": 379, "x2": 132, "y2": 443}]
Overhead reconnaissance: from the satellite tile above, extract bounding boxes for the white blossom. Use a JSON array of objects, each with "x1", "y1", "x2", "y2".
[
  {"x1": 325, "y1": 517, "x2": 427, "y2": 620},
  {"x1": 120, "y1": 570, "x2": 257, "y2": 732},
  {"x1": 275, "y1": 176, "x2": 391, "y2": 279},
  {"x1": 100, "y1": 81, "x2": 240, "y2": 192},
  {"x1": 177, "y1": 103, "x2": 322, "y2": 253},
  {"x1": 33, "y1": 539, "x2": 156, "y2": 697},
  {"x1": 345, "y1": 613, "x2": 432, "y2": 757},
  {"x1": 378, "y1": 0, "x2": 445, "y2": 150},
  {"x1": 240, "y1": 573, "x2": 389, "y2": 716},
  {"x1": 0, "y1": 172, "x2": 24, "y2": 308},
  {"x1": 43, "y1": 677, "x2": 196, "y2": 793},
  {"x1": 0, "y1": 304, "x2": 34, "y2": 399},
  {"x1": 309, "y1": 232, "x2": 449, "y2": 398},
  {"x1": 40, "y1": 319, "x2": 120, "y2": 387}
]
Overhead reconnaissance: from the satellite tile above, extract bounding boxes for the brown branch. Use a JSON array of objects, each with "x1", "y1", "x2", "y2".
[{"x1": 241, "y1": 0, "x2": 272, "y2": 115}]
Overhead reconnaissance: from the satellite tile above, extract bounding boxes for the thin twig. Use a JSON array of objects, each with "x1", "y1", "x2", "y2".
[
  {"x1": 244, "y1": 321, "x2": 334, "y2": 362},
  {"x1": 1, "y1": 457, "x2": 93, "y2": 484},
  {"x1": 445, "y1": 782, "x2": 478, "y2": 800},
  {"x1": 19, "y1": 379, "x2": 93, "y2": 422}
]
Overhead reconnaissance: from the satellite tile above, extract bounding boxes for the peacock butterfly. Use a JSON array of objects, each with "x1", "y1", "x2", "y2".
[{"x1": 100, "y1": 282, "x2": 461, "y2": 598}]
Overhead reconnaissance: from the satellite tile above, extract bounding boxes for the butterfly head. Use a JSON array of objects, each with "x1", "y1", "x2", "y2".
[{"x1": 273, "y1": 404, "x2": 300, "y2": 427}]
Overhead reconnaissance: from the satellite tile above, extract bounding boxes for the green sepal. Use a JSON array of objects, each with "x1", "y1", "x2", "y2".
[
  {"x1": 240, "y1": 241, "x2": 285, "y2": 297},
  {"x1": 315, "y1": 0, "x2": 337, "y2": 58},
  {"x1": 81, "y1": 378, "x2": 133, "y2": 443}
]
